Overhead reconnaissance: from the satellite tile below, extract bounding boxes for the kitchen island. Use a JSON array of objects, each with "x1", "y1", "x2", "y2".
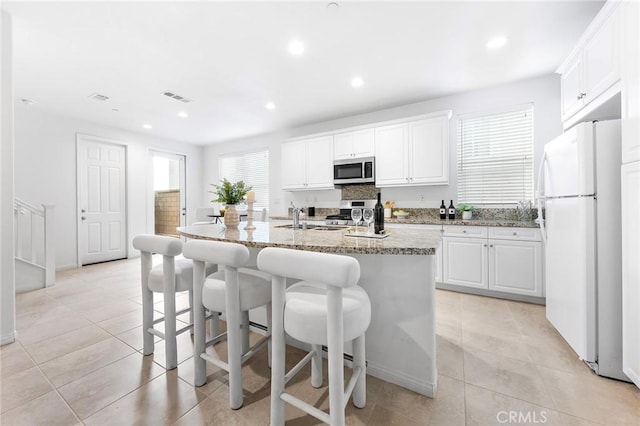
[{"x1": 177, "y1": 221, "x2": 441, "y2": 397}]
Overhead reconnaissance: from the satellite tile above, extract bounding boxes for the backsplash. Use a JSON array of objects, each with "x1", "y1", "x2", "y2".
[
  {"x1": 341, "y1": 184, "x2": 378, "y2": 200},
  {"x1": 384, "y1": 207, "x2": 538, "y2": 222}
]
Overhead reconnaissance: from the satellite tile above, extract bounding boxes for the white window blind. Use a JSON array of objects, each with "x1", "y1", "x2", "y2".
[
  {"x1": 219, "y1": 149, "x2": 269, "y2": 208},
  {"x1": 457, "y1": 105, "x2": 534, "y2": 205}
]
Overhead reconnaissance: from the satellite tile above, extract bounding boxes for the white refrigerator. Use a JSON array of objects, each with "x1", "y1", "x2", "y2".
[{"x1": 539, "y1": 119, "x2": 629, "y2": 381}]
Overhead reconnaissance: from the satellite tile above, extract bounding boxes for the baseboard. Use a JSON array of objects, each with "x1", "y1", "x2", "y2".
[
  {"x1": 1, "y1": 331, "x2": 16, "y2": 346},
  {"x1": 56, "y1": 263, "x2": 79, "y2": 272},
  {"x1": 366, "y1": 360, "x2": 437, "y2": 398},
  {"x1": 436, "y1": 282, "x2": 546, "y2": 305}
]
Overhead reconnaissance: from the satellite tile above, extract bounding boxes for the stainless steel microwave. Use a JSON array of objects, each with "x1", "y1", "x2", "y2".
[{"x1": 333, "y1": 156, "x2": 375, "y2": 185}]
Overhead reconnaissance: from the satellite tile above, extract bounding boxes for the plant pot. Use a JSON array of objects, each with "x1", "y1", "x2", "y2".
[
  {"x1": 462, "y1": 211, "x2": 473, "y2": 220},
  {"x1": 223, "y1": 204, "x2": 240, "y2": 229}
]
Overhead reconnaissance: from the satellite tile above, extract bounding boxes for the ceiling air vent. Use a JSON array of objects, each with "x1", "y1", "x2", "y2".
[
  {"x1": 88, "y1": 92, "x2": 110, "y2": 101},
  {"x1": 162, "y1": 91, "x2": 192, "y2": 103}
]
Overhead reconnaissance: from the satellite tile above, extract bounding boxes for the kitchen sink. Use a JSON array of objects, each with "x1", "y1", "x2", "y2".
[{"x1": 274, "y1": 224, "x2": 348, "y2": 231}]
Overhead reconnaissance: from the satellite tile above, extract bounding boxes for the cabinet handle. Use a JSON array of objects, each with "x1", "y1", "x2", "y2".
[
  {"x1": 512, "y1": 232, "x2": 517, "y2": 236},
  {"x1": 462, "y1": 230, "x2": 467, "y2": 233},
  {"x1": 483, "y1": 244, "x2": 488, "y2": 247},
  {"x1": 490, "y1": 244, "x2": 494, "y2": 248}
]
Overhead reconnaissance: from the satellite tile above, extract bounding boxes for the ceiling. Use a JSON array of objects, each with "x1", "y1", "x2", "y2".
[{"x1": 3, "y1": 1, "x2": 604, "y2": 145}]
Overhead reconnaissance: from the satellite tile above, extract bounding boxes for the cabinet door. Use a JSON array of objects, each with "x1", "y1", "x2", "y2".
[
  {"x1": 375, "y1": 123, "x2": 408, "y2": 186},
  {"x1": 488, "y1": 240, "x2": 542, "y2": 296},
  {"x1": 281, "y1": 141, "x2": 307, "y2": 190},
  {"x1": 621, "y1": 0, "x2": 640, "y2": 164},
  {"x1": 409, "y1": 117, "x2": 448, "y2": 185},
  {"x1": 561, "y1": 53, "x2": 584, "y2": 120},
  {"x1": 621, "y1": 161, "x2": 640, "y2": 388},
  {"x1": 442, "y1": 237, "x2": 487, "y2": 289},
  {"x1": 333, "y1": 132, "x2": 354, "y2": 160},
  {"x1": 305, "y1": 136, "x2": 334, "y2": 189},
  {"x1": 584, "y1": 9, "x2": 620, "y2": 106},
  {"x1": 352, "y1": 128, "x2": 375, "y2": 158}
]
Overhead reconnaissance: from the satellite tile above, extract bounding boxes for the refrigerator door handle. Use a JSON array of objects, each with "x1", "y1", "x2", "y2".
[{"x1": 535, "y1": 152, "x2": 547, "y2": 244}]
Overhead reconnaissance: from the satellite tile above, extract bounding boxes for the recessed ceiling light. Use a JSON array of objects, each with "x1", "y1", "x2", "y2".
[
  {"x1": 265, "y1": 102, "x2": 276, "y2": 110},
  {"x1": 351, "y1": 77, "x2": 364, "y2": 88},
  {"x1": 143, "y1": 124, "x2": 153, "y2": 129},
  {"x1": 112, "y1": 108, "x2": 120, "y2": 112},
  {"x1": 21, "y1": 98, "x2": 35, "y2": 106},
  {"x1": 289, "y1": 40, "x2": 305, "y2": 55},
  {"x1": 177, "y1": 111, "x2": 189, "y2": 118},
  {"x1": 486, "y1": 36, "x2": 508, "y2": 50},
  {"x1": 327, "y1": 2, "x2": 339, "y2": 12}
]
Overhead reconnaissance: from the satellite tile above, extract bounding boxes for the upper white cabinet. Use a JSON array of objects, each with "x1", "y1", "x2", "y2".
[
  {"x1": 375, "y1": 111, "x2": 451, "y2": 187},
  {"x1": 558, "y1": 2, "x2": 620, "y2": 125},
  {"x1": 281, "y1": 135, "x2": 334, "y2": 191},
  {"x1": 621, "y1": 0, "x2": 640, "y2": 164},
  {"x1": 333, "y1": 129, "x2": 375, "y2": 160}
]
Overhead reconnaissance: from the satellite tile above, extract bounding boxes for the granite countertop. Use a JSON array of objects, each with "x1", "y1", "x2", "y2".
[
  {"x1": 177, "y1": 221, "x2": 440, "y2": 255},
  {"x1": 270, "y1": 216, "x2": 539, "y2": 229}
]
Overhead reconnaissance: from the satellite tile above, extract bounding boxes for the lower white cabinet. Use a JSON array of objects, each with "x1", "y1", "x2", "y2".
[{"x1": 441, "y1": 226, "x2": 543, "y2": 297}]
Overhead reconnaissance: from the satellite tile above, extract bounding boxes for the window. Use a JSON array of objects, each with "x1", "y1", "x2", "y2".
[
  {"x1": 219, "y1": 149, "x2": 269, "y2": 209},
  {"x1": 457, "y1": 105, "x2": 534, "y2": 205}
]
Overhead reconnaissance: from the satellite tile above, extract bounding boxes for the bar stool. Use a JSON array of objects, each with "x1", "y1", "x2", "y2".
[
  {"x1": 183, "y1": 240, "x2": 272, "y2": 409},
  {"x1": 133, "y1": 234, "x2": 213, "y2": 370},
  {"x1": 257, "y1": 247, "x2": 371, "y2": 426}
]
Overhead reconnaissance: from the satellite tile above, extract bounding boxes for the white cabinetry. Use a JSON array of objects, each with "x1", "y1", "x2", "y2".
[
  {"x1": 375, "y1": 111, "x2": 451, "y2": 187},
  {"x1": 621, "y1": 161, "x2": 640, "y2": 387},
  {"x1": 558, "y1": 2, "x2": 620, "y2": 126},
  {"x1": 281, "y1": 136, "x2": 334, "y2": 191},
  {"x1": 620, "y1": 0, "x2": 640, "y2": 390},
  {"x1": 333, "y1": 129, "x2": 374, "y2": 160},
  {"x1": 441, "y1": 226, "x2": 543, "y2": 297},
  {"x1": 442, "y1": 226, "x2": 487, "y2": 289}
]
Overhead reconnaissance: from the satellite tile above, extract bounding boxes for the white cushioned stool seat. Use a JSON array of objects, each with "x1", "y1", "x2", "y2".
[
  {"x1": 285, "y1": 281, "x2": 371, "y2": 346},
  {"x1": 203, "y1": 269, "x2": 272, "y2": 313},
  {"x1": 148, "y1": 259, "x2": 216, "y2": 293}
]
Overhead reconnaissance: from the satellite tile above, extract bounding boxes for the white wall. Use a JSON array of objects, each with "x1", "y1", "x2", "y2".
[
  {"x1": 1, "y1": 10, "x2": 16, "y2": 344},
  {"x1": 203, "y1": 74, "x2": 562, "y2": 215},
  {"x1": 14, "y1": 106, "x2": 204, "y2": 269}
]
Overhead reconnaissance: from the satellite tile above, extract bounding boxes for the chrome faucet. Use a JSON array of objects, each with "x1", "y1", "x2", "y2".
[{"x1": 291, "y1": 202, "x2": 302, "y2": 229}]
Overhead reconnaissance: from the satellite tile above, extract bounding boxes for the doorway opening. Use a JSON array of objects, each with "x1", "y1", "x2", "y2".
[{"x1": 151, "y1": 151, "x2": 186, "y2": 237}]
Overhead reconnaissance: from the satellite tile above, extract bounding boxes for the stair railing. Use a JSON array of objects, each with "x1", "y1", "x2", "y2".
[{"x1": 13, "y1": 199, "x2": 55, "y2": 286}]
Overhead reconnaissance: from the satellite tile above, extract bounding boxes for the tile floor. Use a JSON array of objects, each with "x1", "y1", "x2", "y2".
[{"x1": 1, "y1": 258, "x2": 639, "y2": 425}]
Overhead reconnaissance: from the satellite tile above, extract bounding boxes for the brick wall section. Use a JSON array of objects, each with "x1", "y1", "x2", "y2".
[{"x1": 155, "y1": 190, "x2": 180, "y2": 236}]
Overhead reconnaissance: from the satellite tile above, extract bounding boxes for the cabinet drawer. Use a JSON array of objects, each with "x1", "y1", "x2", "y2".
[
  {"x1": 488, "y1": 227, "x2": 541, "y2": 241},
  {"x1": 443, "y1": 226, "x2": 487, "y2": 238}
]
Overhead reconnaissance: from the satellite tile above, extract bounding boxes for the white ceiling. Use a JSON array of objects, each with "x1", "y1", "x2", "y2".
[{"x1": 4, "y1": 1, "x2": 604, "y2": 145}]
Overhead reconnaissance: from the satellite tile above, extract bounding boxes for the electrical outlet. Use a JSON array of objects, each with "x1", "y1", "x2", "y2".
[{"x1": 420, "y1": 195, "x2": 425, "y2": 202}]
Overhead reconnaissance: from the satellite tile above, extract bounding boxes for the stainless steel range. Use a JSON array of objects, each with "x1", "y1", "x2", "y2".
[{"x1": 325, "y1": 200, "x2": 376, "y2": 225}]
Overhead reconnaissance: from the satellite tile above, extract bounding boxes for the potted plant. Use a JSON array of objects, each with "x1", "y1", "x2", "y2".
[
  {"x1": 457, "y1": 203, "x2": 474, "y2": 220},
  {"x1": 209, "y1": 179, "x2": 252, "y2": 229}
]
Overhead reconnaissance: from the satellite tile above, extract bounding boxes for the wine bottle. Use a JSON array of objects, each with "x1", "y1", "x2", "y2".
[
  {"x1": 374, "y1": 193, "x2": 385, "y2": 234},
  {"x1": 439, "y1": 200, "x2": 446, "y2": 220},
  {"x1": 448, "y1": 200, "x2": 456, "y2": 220}
]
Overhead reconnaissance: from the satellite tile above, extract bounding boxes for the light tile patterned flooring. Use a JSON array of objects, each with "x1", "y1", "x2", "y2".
[{"x1": 1, "y1": 258, "x2": 639, "y2": 425}]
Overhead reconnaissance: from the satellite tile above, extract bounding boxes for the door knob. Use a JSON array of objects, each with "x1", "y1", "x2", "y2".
[
  {"x1": 81, "y1": 209, "x2": 86, "y2": 213},
  {"x1": 81, "y1": 216, "x2": 86, "y2": 221}
]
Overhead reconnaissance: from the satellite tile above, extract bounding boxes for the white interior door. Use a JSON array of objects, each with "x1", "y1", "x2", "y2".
[{"x1": 78, "y1": 136, "x2": 127, "y2": 266}]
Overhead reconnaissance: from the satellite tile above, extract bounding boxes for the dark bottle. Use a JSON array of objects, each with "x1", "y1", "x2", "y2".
[
  {"x1": 448, "y1": 200, "x2": 456, "y2": 220},
  {"x1": 374, "y1": 193, "x2": 385, "y2": 234},
  {"x1": 439, "y1": 200, "x2": 447, "y2": 220}
]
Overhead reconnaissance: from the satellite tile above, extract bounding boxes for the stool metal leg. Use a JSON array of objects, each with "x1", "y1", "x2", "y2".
[
  {"x1": 163, "y1": 255, "x2": 178, "y2": 370},
  {"x1": 241, "y1": 310, "x2": 250, "y2": 355},
  {"x1": 311, "y1": 344, "x2": 323, "y2": 388},
  {"x1": 140, "y1": 252, "x2": 154, "y2": 356},
  {"x1": 327, "y1": 287, "x2": 345, "y2": 426},
  {"x1": 266, "y1": 302, "x2": 272, "y2": 368},
  {"x1": 270, "y1": 275, "x2": 287, "y2": 426},
  {"x1": 225, "y1": 267, "x2": 244, "y2": 410},
  {"x1": 352, "y1": 334, "x2": 366, "y2": 408},
  {"x1": 192, "y1": 260, "x2": 207, "y2": 387}
]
